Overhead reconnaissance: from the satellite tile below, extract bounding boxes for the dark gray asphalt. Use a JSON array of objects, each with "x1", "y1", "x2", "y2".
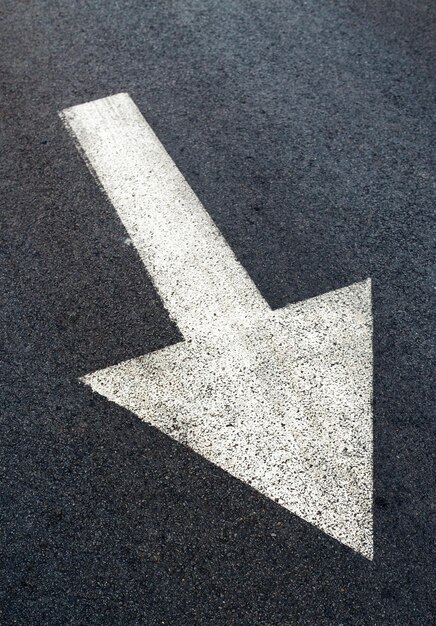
[{"x1": 1, "y1": 1, "x2": 435, "y2": 624}]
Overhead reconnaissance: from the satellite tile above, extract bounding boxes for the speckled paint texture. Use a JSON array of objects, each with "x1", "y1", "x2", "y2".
[{"x1": 62, "y1": 94, "x2": 373, "y2": 558}]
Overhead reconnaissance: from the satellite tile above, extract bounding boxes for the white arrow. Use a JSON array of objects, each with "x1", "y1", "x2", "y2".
[{"x1": 60, "y1": 93, "x2": 373, "y2": 559}]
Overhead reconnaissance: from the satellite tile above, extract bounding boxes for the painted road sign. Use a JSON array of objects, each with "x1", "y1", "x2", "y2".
[{"x1": 60, "y1": 93, "x2": 373, "y2": 558}]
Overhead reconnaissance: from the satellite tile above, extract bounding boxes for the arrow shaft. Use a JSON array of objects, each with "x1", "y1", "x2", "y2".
[{"x1": 61, "y1": 93, "x2": 269, "y2": 339}]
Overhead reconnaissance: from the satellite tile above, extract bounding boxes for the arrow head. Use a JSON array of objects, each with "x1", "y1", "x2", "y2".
[{"x1": 82, "y1": 280, "x2": 373, "y2": 559}]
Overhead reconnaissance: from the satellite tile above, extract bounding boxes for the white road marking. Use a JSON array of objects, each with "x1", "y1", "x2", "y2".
[{"x1": 60, "y1": 93, "x2": 373, "y2": 559}]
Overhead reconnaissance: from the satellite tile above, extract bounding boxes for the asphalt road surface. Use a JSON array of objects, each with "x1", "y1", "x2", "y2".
[{"x1": 1, "y1": 1, "x2": 435, "y2": 624}]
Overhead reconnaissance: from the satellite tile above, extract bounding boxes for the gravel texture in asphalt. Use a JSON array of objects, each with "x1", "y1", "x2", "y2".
[{"x1": 1, "y1": 1, "x2": 435, "y2": 624}]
